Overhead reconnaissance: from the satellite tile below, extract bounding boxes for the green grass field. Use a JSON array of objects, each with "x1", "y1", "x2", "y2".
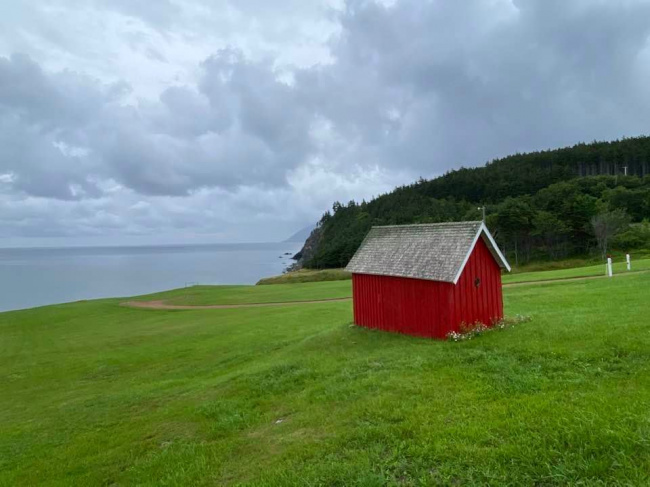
[
  {"x1": 2, "y1": 271, "x2": 650, "y2": 485},
  {"x1": 256, "y1": 254, "x2": 650, "y2": 287},
  {"x1": 131, "y1": 281, "x2": 352, "y2": 306},
  {"x1": 256, "y1": 268, "x2": 351, "y2": 285},
  {"x1": 127, "y1": 259, "x2": 650, "y2": 308},
  {"x1": 503, "y1": 257, "x2": 650, "y2": 284}
]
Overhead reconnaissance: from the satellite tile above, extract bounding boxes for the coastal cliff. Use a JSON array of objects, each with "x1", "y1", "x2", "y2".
[{"x1": 290, "y1": 226, "x2": 323, "y2": 270}]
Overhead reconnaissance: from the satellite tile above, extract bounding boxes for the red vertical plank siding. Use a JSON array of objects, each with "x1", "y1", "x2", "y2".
[
  {"x1": 352, "y1": 273, "x2": 454, "y2": 339},
  {"x1": 496, "y1": 267, "x2": 504, "y2": 320},
  {"x1": 352, "y1": 236, "x2": 505, "y2": 340},
  {"x1": 452, "y1": 237, "x2": 504, "y2": 330}
]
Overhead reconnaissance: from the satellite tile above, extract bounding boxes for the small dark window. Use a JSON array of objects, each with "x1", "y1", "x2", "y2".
[{"x1": 474, "y1": 277, "x2": 481, "y2": 288}]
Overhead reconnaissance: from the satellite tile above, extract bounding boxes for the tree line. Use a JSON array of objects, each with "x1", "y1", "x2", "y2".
[{"x1": 304, "y1": 137, "x2": 650, "y2": 269}]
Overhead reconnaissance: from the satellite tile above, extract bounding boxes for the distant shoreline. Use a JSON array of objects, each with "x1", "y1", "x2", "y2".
[{"x1": 0, "y1": 242, "x2": 302, "y2": 313}]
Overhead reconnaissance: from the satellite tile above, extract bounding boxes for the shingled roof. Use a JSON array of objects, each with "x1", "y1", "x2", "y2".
[{"x1": 345, "y1": 221, "x2": 510, "y2": 284}]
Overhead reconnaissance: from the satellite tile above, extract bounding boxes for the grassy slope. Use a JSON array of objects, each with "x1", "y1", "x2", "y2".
[
  {"x1": 258, "y1": 254, "x2": 650, "y2": 287},
  {"x1": 131, "y1": 281, "x2": 352, "y2": 306},
  {"x1": 2, "y1": 274, "x2": 650, "y2": 485},
  {"x1": 256, "y1": 268, "x2": 351, "y2": 285},
  {"x1": 504, "y1": 258, "x2": 650, "y2": 284},
  {"x1": 126, "y1": 260, "x2": 650, "y2": 308}
]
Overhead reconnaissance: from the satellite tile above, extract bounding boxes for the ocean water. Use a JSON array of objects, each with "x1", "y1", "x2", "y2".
[{"x1": 0, "y1": 242, "x2": 302, "y2": 312}]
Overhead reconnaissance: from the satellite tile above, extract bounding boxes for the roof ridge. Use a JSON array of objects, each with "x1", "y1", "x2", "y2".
[{"x1": 372, "y1": 221, "x2": 482, "y2": 229}]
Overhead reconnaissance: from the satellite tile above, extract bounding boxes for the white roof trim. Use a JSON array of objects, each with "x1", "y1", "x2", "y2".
[
  {"x1": 480, "y1": 222, "x2": 511, "y2": 272},
  {"x1": 451, "y1": 223, "x2": 511, "y2": 284}
]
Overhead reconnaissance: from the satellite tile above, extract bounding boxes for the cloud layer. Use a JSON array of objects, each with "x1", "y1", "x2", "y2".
[{"x1": 1, "y1": 0, "x2": 650, "y2": 245}]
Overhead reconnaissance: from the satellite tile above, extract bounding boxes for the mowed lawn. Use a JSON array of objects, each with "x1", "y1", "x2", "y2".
[
  {"x1": 504, "y1": 257, "x2": 650, "y2": 284},
  {"x1": 131, "y1": 280, "x2": 352, "y2": 306},
  {"x1": 1, "y1": 275, "x2": 650, "y2": 485},
  {"x1": 128, "y1": 259, "x2": 650, "y2": 308}
]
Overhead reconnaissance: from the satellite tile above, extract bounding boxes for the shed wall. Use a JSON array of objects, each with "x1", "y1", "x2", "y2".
[
  {"x1": 352, "y1": 237, "x2": 504, "y2": 339},
  {"x1": 352, "y1": 274, "x2": 453, "y2": 339},
  {"x1": 451, "y1": 237, "x2": 504, "y2": 328}
]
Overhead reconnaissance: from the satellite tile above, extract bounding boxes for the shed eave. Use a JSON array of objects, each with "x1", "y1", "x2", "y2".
[{"x1": 350, "y1": 270, "x2": 454, "y2": 284}]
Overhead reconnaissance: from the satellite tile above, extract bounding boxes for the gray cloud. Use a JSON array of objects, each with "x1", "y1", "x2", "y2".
[
  {"x1": 94, "y1": 0, "x2": 182, "y2": 29},
  {"x1": 310, "y1": 0, "x2": 650, "y2": 172},
  {"x1": 1, "y1": 0, "x2": 650, "y2": 244},
  {"x1": 0, "y1": 48, "x2": 316, "y2": 199}
]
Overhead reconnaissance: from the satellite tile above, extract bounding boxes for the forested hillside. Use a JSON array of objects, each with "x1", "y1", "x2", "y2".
[{"x1": 302, "y1": 136, "x2": 650, "y2": 269}]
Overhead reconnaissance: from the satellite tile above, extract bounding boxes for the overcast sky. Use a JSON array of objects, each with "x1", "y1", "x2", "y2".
[{"x1": 2, "y1": 0, "x2": 650, "y2": 247}]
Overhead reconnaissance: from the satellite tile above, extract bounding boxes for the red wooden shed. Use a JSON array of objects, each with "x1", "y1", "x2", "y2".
[{"x1": 345, "y1": 221, "x2": 511, "y2": 339}]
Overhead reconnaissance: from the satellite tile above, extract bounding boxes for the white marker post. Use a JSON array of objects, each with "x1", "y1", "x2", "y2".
[
  {"x1": 607, "y1": 257, "x2": 613, "y2": 278},
  {"x1": 626, "y1": 254, "x2": 631, "y2": 271}
]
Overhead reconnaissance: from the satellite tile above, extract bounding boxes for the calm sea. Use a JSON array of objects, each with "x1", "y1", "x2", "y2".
[{"x1": 0, "y1": 242, "x2": 302, "y2": 312}]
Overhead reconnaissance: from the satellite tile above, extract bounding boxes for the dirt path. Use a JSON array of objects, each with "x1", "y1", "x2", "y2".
[
  {"x1": 122, "y1": 297, "x2": 352, "y2": 310},
  {"x1": 122, "y1": 270, "x2": 649, "y2": 311}
]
